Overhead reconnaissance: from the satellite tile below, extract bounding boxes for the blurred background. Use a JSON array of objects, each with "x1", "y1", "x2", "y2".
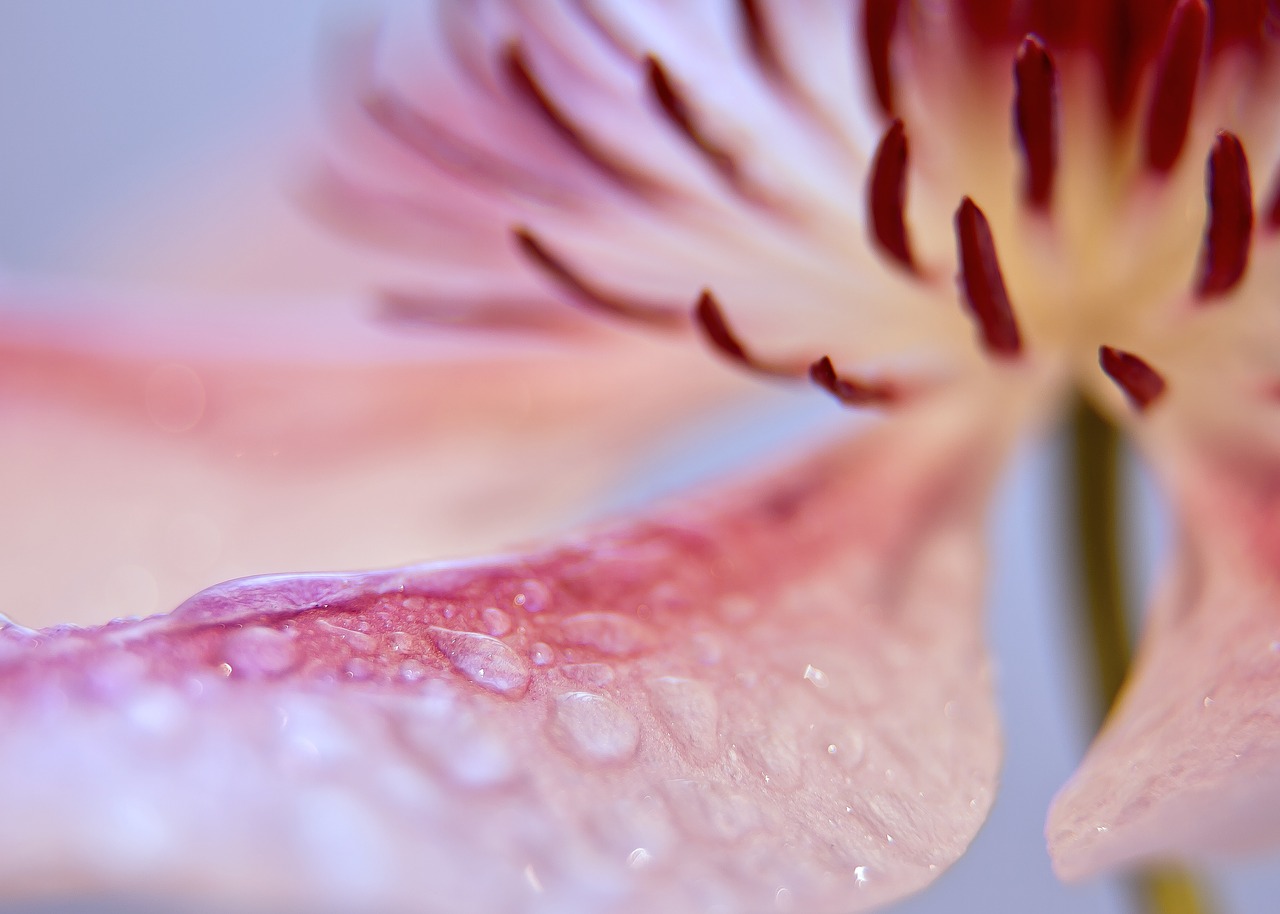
[{"x1": 0, "y1": 1, "x2": 1277, "y2": 912}]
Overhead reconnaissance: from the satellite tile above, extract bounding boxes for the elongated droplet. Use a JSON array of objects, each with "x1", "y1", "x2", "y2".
[
  {"x1": 548, "y1": 691, "x2": 640, "y2": 765},
  {"x1": 427, "y1": 627, "x2": 531, "y2": 698}
]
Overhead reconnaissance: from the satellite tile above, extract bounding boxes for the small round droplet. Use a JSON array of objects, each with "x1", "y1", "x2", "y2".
[
  {"x1": 222, "y1": 627, "x2": 298, "y2": 678},
  {"x1": 854, "y1": 865, "x2": 870, "y2": 887},
  {"x1": 513, "y1": 579, "x2": 552, "y2": 613},
  {"x1": 803, "y1": 664, "x2": 830, "y2": 689},
  {"x1": 481, "y1": 607, "x2": 513, "y2": 636},
  {"x1": 558, "y1": 612, "x2": 653, "y2": 656},
  {"x1": 646, "y1": 676, "x2": 719, "y2": 764},
  {"x1": 427, "y1": 627, "x2": 530, "y2": 698},
  {"x1": 530, "y1": 642, "x2": 555, "y2": 665},
  {"x1": 627, "y1": 847, "x2": 653, "y2": 870},
  {"x1": 775, "y1": 887, "x2": 794, "y2": 911},
  {"x1": 548, "y1": 691, "x2": 640, "y2": 765},
  {"x1": 398, "y1": 659, "x2": 427, "y2": 683}
]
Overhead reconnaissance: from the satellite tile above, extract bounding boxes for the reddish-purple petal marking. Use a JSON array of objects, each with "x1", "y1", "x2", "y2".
[
  {"x1": 868, "y1": 119, "x2": 917, "y2": 273},
  {"x1": 1014, "y1": 35, "x2": 1059, "y2": 210},
  {"x1": 809, "y1": 356, "x2": 897, "y2": 408},
  {"x1": 503, "y1": 42, "x2": 663, "y2": 198},
  {"x1": 954, "y1": 198, "x2": 1024, "y2": 359},
  {"x1": 645, "y1": 55, "x2": 743, "y2": 191},
  {"x1": 694, "y1": 291, "x2": 802, "y2": 379},
  {"x1": 513, "y1": 227, "x2": 687, "y2": 329},
  {"x1": 1143, "y1": 0, "x2": 1207, "y2": 174},
  {"x1": 737, "y1": 0, "x2": 785, "y2": 82},
  {"x1": 862, "y1": 0, "x2": 903, "y2": 116},
  {"x1": 1099, "y1": 345, "x2": 1168, "y2": 411},
  {"x1": 1197, "y1": 131, "x2": 1254, "y2": 299}
]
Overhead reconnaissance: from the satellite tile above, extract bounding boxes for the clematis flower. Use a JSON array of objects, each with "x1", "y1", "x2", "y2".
[{"x1": 5, "y1": 1, "x2": 1280, "y2": 912}]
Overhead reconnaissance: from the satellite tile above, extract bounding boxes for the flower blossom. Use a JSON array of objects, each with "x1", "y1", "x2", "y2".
[{"x1": 4, "y1": 1, "x2": 1280, "y2": 912}]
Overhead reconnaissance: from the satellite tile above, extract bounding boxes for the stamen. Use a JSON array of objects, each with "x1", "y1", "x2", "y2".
[
  {"x1": 1143, "y1": 0, "x2": 1207, "y2": 174},
  {"x1": 1014, "y1": 35, "x2": 1059, "y2": 210},
  {"x1": 862, "y1": 0, "x2": 903, "y2": 116},
  {"x1": 737, "y1": 0, "x2": 785, "y2": 81},
  {"x1": 645, "y1": 55, "x2": 742, "y2": 189},
  {"x1": 378, "y1": 290, "x2": 583, "y2": 335},
  {"x1": 694, "y1": 290, "x2": 799, "y2": 378},
  {"x1": 503, "y1": 43, "x2": 661, "y2": 196},
  {"x1": 1099, "y1": 346, "x2": 1168, "y2": 411},
  {"x1": 809, "y1": 356, "x2": 897, "y2": 407},
  {"x1": 868, "y1": 119, "x2": 918, "y2": 273},
  {"x1": 1197, "y1": 131, "x2": 1254, "y2": 298},
  {"x1": 954, "y1": 198, "x2": 1024, "y2": 358},
  {"x1": 513, "y1": 227, "x2": 686, "y2": 329}
]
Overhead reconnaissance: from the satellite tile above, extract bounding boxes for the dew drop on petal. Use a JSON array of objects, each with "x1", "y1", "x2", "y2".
[
  {"x1": 529, "y1": 642, "x2": 555, "y2": 666},
  {"x1": 221, "y1": 627, "x2": 298, "y2": 678},
  {"x1": 480, "y1": 607, "x2": 513, "y2": 636},
  {"x1": 557, "y1": 612, "x2": 653, "y2": 656},
  {"x1": 426, "y1": 627, "x2": 530, "y2": 698},
  {"x1": 513, "y1": 579, "x2": 551, "y2": 613},
  {"x1": 548, "y1": 691, "x2": 640, "y2": 765},
  {"x1": 627, "y1": 847, "x2": 653, "y2": 870},
  {"x1": 803, "y1": 664, "x2": 830, "y2": 689}
]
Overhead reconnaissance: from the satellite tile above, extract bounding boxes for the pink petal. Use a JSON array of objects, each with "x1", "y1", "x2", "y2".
[
  {"x1": 0, "y1": 286, "x2": 744, "y2": 629},
  {"x1": 1048, "y1": 436, "x2": 1280, "y2": 878},
  {"x1": 1, "y1": 400, "x2": 1006, "y2": 913}
]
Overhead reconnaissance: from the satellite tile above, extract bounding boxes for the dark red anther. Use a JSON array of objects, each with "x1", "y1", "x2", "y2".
[
  {"x1": 738, "y1": 0, "x2": 784, "y2": 80},
  {"x1": 809, "y1": 356, "x2": 897, "y2": 407},
  {"x1": 1099, "y1": 345, "x2": 1167, "y2": 410},
  {"x1": 868, "y1": 119, "x2": 917, "y2": 273},
  {"x1": 694, "y1": 290, "x2": 800, "y2": 378},
  {"x1": 513, "y1": 227, "x2": 686, "y2": 329},
  {"x1": 1143, "y1": 0, "x2": 1207, "y2": 174},
  {"x1": 954, "y1": 198, "x2": 1023, "y2": 358},
  {"x1": 504, "y1": 43, "x2": 659, "y2": 197},
  {"x1": 646, "y1": 55, "x2": 740, "y2": 187},
  {"x1": 1197, "y1": 131, "x2": 1254, "y2": 298},
  {"x1": 863, "y1": 0, "x2": 903, "y2": 115},
  {"x1": 1267, "y1": 163, "x2": 1280, "y2": 230},
  {"x1": 1014, "y1": 35, "x2": 1059, "y2": 210}
]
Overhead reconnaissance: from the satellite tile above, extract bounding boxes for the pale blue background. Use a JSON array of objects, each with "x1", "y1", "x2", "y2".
[{"x1": 0, "y1": 2, "x2": 1276, "y2": 912}]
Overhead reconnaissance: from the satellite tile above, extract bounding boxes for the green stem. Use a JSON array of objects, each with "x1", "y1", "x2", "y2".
[{"x1": 1068, "y1": 398, "x2": 1216, "y2": 914}]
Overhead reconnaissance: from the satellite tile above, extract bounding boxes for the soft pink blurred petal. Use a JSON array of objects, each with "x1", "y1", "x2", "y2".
[
  {"x1": 1, "y1": 392, "x2": 1010, "y2": 913},
  {"x1": 0, "y1": 286, "x2": 748, "y2": 628},
  {"x1": 1048, "y1": 425, "x2": 1280, "y2": 879}
]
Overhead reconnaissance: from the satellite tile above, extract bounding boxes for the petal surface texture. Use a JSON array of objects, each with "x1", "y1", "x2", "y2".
[
  {"x1": 1, "y1": 396, "x2": 1007, "y2": 914},
  {"x1": 1048, "y1": 417, "x2": 1280, "y2": 878}
]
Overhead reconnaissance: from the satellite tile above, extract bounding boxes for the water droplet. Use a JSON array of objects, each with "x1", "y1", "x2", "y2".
[
  {"x1": 560, "y1": 662, "x2": 616, "y2": 687},
  {"x1": 628, "y1": 847, "x2": 653, "y2": 869},
  {"x1": 389, "y1": 631, "x2": 416, "y2": 652},
  {"x1": 523, "y1": 863, "x2": 544, "y2": 893},
  {"x1": 548, "y1": 691, "x2": 640, "y2": 765},
  {"x1": 646, "y1": 676, "x2": 719, "y2": 764},
  {"x1": 316, "y1": 618, "x2": 378, "y2": 653},
  {"x1": 344, "y1": 657, "x2": 375, "y2": 681},
  {"x1": 775, "y1": 887, "x2": 794, "y2": 910},
  {"x1": 398, "y1": 659, "x2": 427, "y2": 682},
  {"x1": 854, "y1": 865, "x2": 869, "y2": 887},
  {"x1": 558, "y1": 612, "x2": 653, "y2": 656},
  {"x1": 803, "y1": 664, "x2": 829, "y2": 689},
  {"x1": 481, "y1": 607, "x2": 513, "y2": 636},
  {"x1": 145, "y1": 363, "x2": 206, "y2": 433},
  {"x1": 513, "y1": 579, "x2": 552, "y2": 613},
  {"x1": 1203, "y1": 695, "x2": 1215, "y2": 708},
  {"x1": 530, "y1": 642, "x2": 555, "y2": 665},
  {"x1": 222, "y1": 627, "x2": 298, "y2": 678},
  {"x1": 427, "y1": 627, "x2": 530, "y2": 698}
]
